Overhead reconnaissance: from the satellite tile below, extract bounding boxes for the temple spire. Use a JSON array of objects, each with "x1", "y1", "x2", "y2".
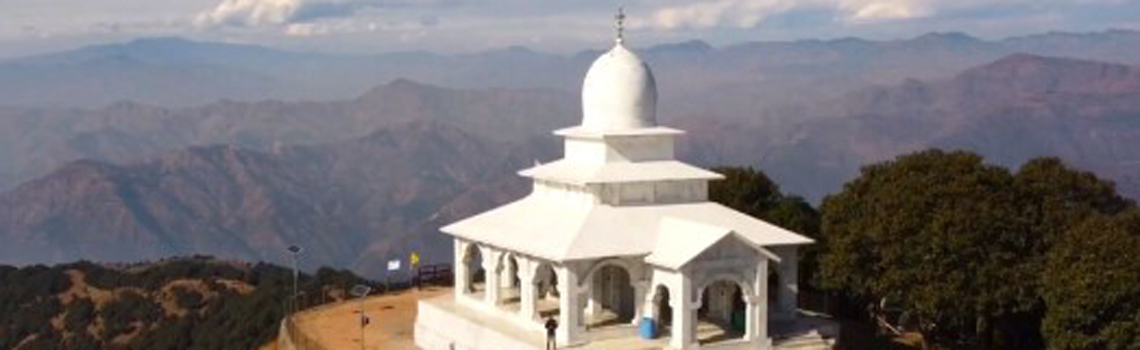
[{"x1": 615, "y1": 7, "x2": 626, "y2": 44}]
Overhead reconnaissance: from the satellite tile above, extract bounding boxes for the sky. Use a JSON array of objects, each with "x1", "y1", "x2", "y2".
[{"x1": 1, "y1": 0, "x2": 1138, "y2": 58}]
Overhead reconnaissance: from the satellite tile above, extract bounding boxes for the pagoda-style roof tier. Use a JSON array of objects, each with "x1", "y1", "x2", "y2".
[
  {"x1": 441, "y1": 194, "x2": 813, "y2": 263},
  {"x1": 554, "y1": 126, "x2": 684, "y2": 139},
  {"x1": 519, "y1": 160, "x2": 723, "y2": 185}
]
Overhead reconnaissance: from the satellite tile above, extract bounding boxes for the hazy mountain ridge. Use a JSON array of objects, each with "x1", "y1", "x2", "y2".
[
  {"x1": 0, "y1": 121, "x2": 534, "y2": 277},
  {"x1": 674, "y1": 53, "x2": 1140, "y2": 201},
  {"x1": 0, "y1": 80, "x2": 573, "y2": 192},
  {"x1": 5, "y1": 30, "x2": 1140, "y2": 109},
  {"x1": 3, "y1": 38, "x2": 1140, "y2": 271},
  {"x1": 5, "y1": 29, "x2": 1140, "y2": 193}
]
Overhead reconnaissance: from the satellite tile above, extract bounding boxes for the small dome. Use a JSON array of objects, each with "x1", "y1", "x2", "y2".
[{"x1": 581, "y1": 43, "x2": 657, "y2": 131}]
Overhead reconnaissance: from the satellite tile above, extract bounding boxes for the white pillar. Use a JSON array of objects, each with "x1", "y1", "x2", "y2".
[
  {"x1": 746, "y1": 295, "x2": 769, "y2": 349},
  {"x1": 777, "y1": 247, "x2": 799, "y2": 320},
  {"x1": 557, "y1": 264, "x2": 583, "y2": 345},
  {"x1": 632, "y1": 281, "x2": 648, "y2": 325},
  {"x1": 454, "y1": 240, "x2": 470, "y2": 300},
  {"x1": 670, "y1": 274, "x2": 696, "y2": 350},
  {"x1": 483, "y1": 249, "x2": 501, "y2": 306},
  {"x1": 520, "y1": 259, "x2": 538, "y2": 321},
  {"x1": 748, "y1": 258, "x2": 770, "y2": 349}
]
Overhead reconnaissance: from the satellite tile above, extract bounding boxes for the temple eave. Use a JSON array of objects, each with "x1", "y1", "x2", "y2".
[
  {"x1": 519, "y1": 160, "x2": 724, "y2": 184},
  {"x1": 554, "y1": 125, "x2": 685, "y2": 138}
]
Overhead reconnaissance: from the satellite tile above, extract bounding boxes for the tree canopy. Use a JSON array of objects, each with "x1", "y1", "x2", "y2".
[
  {"x1": 709, "y1": 166, "x2": 819, "y2": 238},
  {"x1": 1043, "y1": 209, "x2": 1140, "y2": 350},
  {"x1": 817, "y1": 150, "x2": 1136, "y2": 349}
]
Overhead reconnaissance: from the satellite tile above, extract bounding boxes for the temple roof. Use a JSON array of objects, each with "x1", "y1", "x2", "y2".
[
  {"x1": 441, "y1": 194, "x2": 813, "y2": 263},
  {"x1": 519, "y1": 159, "x2": 723, "y2": 184},
  {"x1": 646, "y1": 217, "x2": 783, "y2": 270}
]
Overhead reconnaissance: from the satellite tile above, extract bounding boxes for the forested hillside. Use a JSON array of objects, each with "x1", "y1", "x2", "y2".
[{"x1": 0, "y1": 257, "x2": 373, "y2": 350}]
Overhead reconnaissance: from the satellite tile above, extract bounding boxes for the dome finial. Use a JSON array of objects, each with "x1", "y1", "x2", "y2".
[
  {"x1": 614, "y1": 6, "x2": 626, "y2": 44},
  {"x1": 580, "y1": 13, "x2": 658, "y2": 132}
]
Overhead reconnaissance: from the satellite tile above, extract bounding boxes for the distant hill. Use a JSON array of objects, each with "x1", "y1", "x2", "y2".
[
  {"x1": 5, "y1": 30, "x2": 1140, "y2": 109},
  {"x1": 0, "y1": 257, "x2": 373, "y2": 350},
  {"x1": 677, "y1": 53, "x2": 1140, "y2": 201},
  {"x1": 0, "y1": 38, "x2": 290, "y2": 107},
  {"x1": 0, "y1": 80, "x2": 573, "y2": 192},
  {"x1": 0, "y1": 37, "x2": 581, "y2": 108},
  {"x1": 0, "y1": 121, "x2": 536, "y2": 276}
]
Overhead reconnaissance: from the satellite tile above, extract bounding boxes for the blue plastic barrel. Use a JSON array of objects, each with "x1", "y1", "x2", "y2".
[{"x1": 639, "y1": 317, "x2": 657, "y2": 339}]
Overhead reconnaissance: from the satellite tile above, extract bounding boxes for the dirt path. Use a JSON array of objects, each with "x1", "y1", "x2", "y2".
[{"x1": 289, "y1": 287, "x2": 448, "y2": 350}]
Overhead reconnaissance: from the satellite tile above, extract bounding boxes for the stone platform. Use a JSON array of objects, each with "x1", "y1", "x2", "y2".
[{"x1": 414, "y1": 293, "x2": 838, "y2": 350}]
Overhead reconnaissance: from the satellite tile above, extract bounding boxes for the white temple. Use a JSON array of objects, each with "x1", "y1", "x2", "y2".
[{"x1": 415, "y1": 15, "x2": 835, "y2": 350}]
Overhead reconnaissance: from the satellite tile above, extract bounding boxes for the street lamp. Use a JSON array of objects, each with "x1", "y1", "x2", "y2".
[
  {"x1": 287, "y1": 245, "x2": 303, "y2": 315},
  {"x1": 350, "y1": 284, "x2": 373, "y2": 350}
]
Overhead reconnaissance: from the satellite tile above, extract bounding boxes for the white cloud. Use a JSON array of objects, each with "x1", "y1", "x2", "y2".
[
  {"x1": 1, "y1": 0, "x2": 1134, "y2": 58},
  {"x1": 193, "y1": 0, "x2": 460, "y2": 29},
  {"x1": 284, "y1": 22, "x2": 327, "y2": 36},
  {"x1": 841, "y1": 0, "x2": 927, "y2": 22},
  {"x1": 194, "y1": 0, "x2": 303, "y2": 27},
  {"x1": 643, "y1": 0, "x2": 936, "y2": 30},
  {"x1": 640, "y1": 0, "x2": 1135, "y2": 30}
]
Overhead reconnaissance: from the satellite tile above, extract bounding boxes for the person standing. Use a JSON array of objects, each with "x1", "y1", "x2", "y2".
[{"x1": 544, "y1": 316, "x2": 559, "y2": 350}]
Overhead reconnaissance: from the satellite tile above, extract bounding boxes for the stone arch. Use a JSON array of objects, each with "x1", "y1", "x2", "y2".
[
  {"x1": 589, "y1": 264, "x2": 636, "y2": 324},
  {"x1": 695, "y1": 272, "x2": 754, "y2": 302},
  {"x1": 497, "y1": 253, "x2": 521, "y2": 288},
  {"x1": 462, "y1": 243, "x2": 485, "y2": 293},
  {"x1": 580, "y1": 257, "x2": 639, "y2": 287},
  {"x1": 496, "y1": 253, "x2": 522, "y2": 305},
  {"x1": 695, "y1": 275, "x2": 752, "y2": 344},
  {"x1": 533, "y1": 262, "x2": 559, "y2": 300},
  {"x1": 527, "y1": 261, "x2": 561, "y2": 319}
]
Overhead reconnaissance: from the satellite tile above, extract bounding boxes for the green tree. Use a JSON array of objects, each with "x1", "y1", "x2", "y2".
[
  {"x1": 709, "y1": 166, "x2": 820, "y2": 238},
  {"x1": 1043, "y1": 209, "x2": 1140, "y2": 350},
  {"x1": 709, "y1": 166, "x2": 823, "y2": 293},
  {"x1": 709, "y1": 167, "x2": 783, "y2": 218},
  {"x1": 818, "y1": 150, "x2": 1031, "y2": 347},
  {"x1": 64, "y1": 298, "x2": 96, "y2": 332},
  {"x1": 0, "y1": 258, "x2": 377, "y2": 350},
  {"x1": 1006, "y1": 158, "x2": 1136, "y2": 348},
  {"x1": 818, "y1": 150, "x2": 1137, "y2": 349},
  {"x1": 1015, "y1": 157, "x2": 1134, "y2": 248}
]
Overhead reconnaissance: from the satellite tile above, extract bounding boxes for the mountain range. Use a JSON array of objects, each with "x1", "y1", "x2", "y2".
[
  {"x1": 5, "y1": 30, "x2": 1140, "y2": 110},
  {"x1": 0, "y1": 122, "x2": 533, "y2": 276},
  {"x1": 2, "y1": 31, "x2": 1140, "y2": 275},
  {"x1": 0, "y1": 80, "x2": 572, "y2": 193},
  {"x1": 676, "y1": 53, "x2": 1140, "y2": 201}
]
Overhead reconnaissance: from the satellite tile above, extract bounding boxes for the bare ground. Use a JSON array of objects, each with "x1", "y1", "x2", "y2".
[{"x1": 288, "y1": 287, "x2": 449, "y2": 350}]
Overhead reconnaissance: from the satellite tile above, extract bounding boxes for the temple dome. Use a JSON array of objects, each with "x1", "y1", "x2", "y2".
[{"x1": 581, "y1": 42, "x2": 657, "y2": 131}]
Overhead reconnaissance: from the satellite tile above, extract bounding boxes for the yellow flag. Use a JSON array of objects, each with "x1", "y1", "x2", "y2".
[{"x1": 410, "y1": 252, "x2": 420, "y2": 267}]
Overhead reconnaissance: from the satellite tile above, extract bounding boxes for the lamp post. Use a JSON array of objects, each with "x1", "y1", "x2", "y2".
[
  {"x1": 350, "y1": 284, "x2": 372, "y2": 350},
  {"x1": 287, "y1": 245, "x2": 303, "y2": 315}
]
